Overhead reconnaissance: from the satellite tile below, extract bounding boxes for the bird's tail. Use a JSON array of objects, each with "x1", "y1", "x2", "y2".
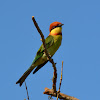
[{"x1": 16, "y1": 65, "x2": 35, "y2": 87}]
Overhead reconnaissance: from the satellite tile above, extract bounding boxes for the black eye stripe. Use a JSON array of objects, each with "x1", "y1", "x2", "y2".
[{"x1": 51, "y1": 26, "x2": 60, "y2": 31}]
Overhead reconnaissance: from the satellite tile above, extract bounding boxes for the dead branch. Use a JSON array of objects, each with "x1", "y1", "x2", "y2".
[
  {"x1": 32, "y1": 16, "x2": 57, "y2": 92},
  {"x1": 44, "y1": 88, "x2": 79, "y2": 100}
]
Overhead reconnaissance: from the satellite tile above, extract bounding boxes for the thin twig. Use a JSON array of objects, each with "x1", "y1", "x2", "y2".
[
  {"x1": 32, "y1": 16, "x2": 57, "y2": 92},
  {"x1": 56, "y1": 61, "x2": 63, "y2": 100},
  {"x1": 25, "y1": 81, "x2": 29, "y2": 100},
  {"x1": 58, "y1": 61, "x2": 63, "y2": 92}
]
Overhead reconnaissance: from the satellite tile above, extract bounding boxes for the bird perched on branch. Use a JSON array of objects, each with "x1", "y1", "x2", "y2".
[{"x1": 16, "y1": 22, "x2": 64, "y2": 86}]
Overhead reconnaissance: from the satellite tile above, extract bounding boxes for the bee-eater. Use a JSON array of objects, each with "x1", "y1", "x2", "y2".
[{"x1": 16, "y1": 22, "x2": 64, "y2": 86}]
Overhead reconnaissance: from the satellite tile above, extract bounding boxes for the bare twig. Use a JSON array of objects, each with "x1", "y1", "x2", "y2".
[
  {"x1": 57, "y1": 61, "x2": 63, "y2": 100},
  {"x1": 32, "y1": 16, "x2": 57, "y2": 92},
  {"x1": 25, "y1": 81, "x2": 29, "y2": 100},
  {"x1": 59, "y1": 61, "x2": 63, "y2": 92}
]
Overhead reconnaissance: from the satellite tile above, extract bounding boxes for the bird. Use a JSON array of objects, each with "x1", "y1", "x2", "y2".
[{"x1": 16, "y1": 22, "x2": 64, "y2": 86}]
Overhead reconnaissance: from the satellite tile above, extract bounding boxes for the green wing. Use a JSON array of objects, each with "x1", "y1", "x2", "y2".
[{"x1": 32, "y1": 35, "x2": 54, "y2": 64}]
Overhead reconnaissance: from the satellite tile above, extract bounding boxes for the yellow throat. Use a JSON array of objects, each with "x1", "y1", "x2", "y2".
[{"x1": 49, "y1": 27, "x2": 62, "y2": 35}]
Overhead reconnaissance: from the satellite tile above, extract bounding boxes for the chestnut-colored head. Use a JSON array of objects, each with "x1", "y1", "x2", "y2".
[{"x1": 49, "y1": 22, "x2": 64, "y2": 35}]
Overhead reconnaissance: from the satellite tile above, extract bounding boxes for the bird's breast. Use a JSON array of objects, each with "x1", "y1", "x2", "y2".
[{"x1": 47, "y1": 35, "x2": 62, "y2": 56}]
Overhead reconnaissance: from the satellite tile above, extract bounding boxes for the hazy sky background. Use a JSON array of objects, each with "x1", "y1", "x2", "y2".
[{"x1": 0, "y1": 0, "x2": 100, "y2": 100}]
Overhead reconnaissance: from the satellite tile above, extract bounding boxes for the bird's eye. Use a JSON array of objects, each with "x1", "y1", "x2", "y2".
[
  {"x1": 53, "y1": 26, "x2": 56, "y2": 29},
  {"x1": 51, "y1": 26, "x2": 57, "y2": 31},
  {"x1": 52, "y1": 26, "x2": 57, "y2": 30}
]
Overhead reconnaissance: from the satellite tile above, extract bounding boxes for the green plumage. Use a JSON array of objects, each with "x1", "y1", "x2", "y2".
[
  {"x1": 32, "y1": 35, "x2": 54, "y2": 64},
  {"x1": 16, "y1": 34, "x2": 62, "y2": 86}
]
